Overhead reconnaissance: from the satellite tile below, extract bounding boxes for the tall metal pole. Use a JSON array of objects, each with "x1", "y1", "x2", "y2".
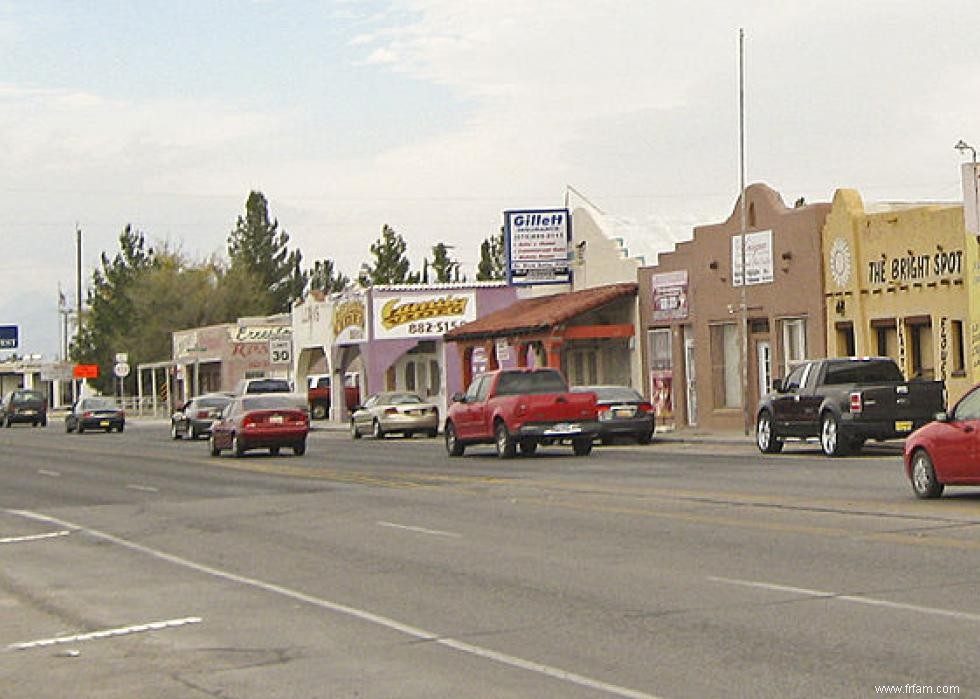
[
  {"x1": 75, "y1": 226, "x2": 82, "y2": 402},
  {"x1": 738, "y1": 28, "x2": 750, "y2": 436}
]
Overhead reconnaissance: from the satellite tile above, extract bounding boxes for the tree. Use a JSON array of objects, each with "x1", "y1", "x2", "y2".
[
  {"x1": 227, "y1": 191, "x2": 306, "y2": 313},
  {"x1": 358, "y1": 224, "x2": 416, "y2": 285},
  {"x1": 429, "y1": 243, "x2": 462, "y2": 283},
  {"x1": 72, "y1": 225, "x2": 157, "y2": 394},
  {"x1": 309, "y1": 258, "x2": 350, "y2": 294},
  {"x1": 476, "y1": 229, "x2": 505, "y2": 281}
]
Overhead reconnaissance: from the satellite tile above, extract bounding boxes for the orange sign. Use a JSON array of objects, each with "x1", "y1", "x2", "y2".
[{"x1": 73, "y1": 364, "x2": 99, "y2": 379}]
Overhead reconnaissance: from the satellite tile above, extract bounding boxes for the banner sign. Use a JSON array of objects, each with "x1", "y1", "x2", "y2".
[
  {"x1": 505, "y1": 208, "x2": 572, "y2": 286},
  {"x1": 0, "y1": 325, "x2": 18, "y2": 349},
  {"x1": 732, "y1": 230, "x2": 773, "y2": 286},
  {"x1": 651, "y1": 270, "x2": 689, "y2": 321},
  {"x1": 372, "y1": 291, "x2": 477, "y2": 340},
  {"x1": 73, "y1": 364, "x2": 99, "y2": 379},
  {"x1": 234, "y1": 325, "x2": 292, "y2": 342}
]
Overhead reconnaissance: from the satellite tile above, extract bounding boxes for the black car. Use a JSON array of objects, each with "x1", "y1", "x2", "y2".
[
  {"x1": 171, "y1": 393, "x2": 233, "y2": 440},
  {"x1": 572, "y1": 385, "x2": 655, "y2": 445},
  {"x1": 65, "y1": 397, "x2": 125, "y2": 433},
  {"x1": 1, "y1": 389, "x2": 48, "y2": 427}
]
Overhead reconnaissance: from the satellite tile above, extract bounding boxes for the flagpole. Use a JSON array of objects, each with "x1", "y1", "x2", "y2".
[{"x1": 739, "y1": 28, "x2": 750, "y2": 436}]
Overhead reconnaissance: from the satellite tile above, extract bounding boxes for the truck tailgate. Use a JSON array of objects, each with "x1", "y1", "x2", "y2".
[
  {"x1": 520, "y1": 393, "x2": 597, "y2": 423},
  {"x1": 858, "y1": 381, "x2": 945, "y2": 421}
]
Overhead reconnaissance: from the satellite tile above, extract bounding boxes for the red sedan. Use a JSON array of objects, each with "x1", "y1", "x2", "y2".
[
  {"x1": 904, "y1": 384, "x2": 980, "y2": 498},
  {"x1": 209, "y1": 394, "x2": 309, "y2": 458}
]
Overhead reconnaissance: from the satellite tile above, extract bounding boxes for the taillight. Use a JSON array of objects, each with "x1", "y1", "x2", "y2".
[
  {"x1": 242, "y1": 415, "x2": 257, "y2": 428},
  {"x1": 384, "y1": 407, "x2": 399, "y2": 415},
  {"x1": 83, "y1": 411, "x2": 93, "y2": 418},
  {"x1": 849, "y1": 392, "x2": 863, "y2": 414},
  {"x1": 196, "y1": 410, "x2": 209, "y2": 419},
  {"x1": 598, "y1": 406, "x2": 612, "y2": 421},
  {"x1": 637, "y1": 402, "x2": 653, "y2": 414}
]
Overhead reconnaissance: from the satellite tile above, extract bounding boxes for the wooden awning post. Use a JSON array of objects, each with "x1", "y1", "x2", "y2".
[
  {"x1": 543, "y1": 338, "x2": 563, "y2": 370},
  {"x1": 516, "y1": 342, "x2": 529, "y2": 369},
  {"x1": 459, "y1": 344, "x2": 474, "y2": 389}
]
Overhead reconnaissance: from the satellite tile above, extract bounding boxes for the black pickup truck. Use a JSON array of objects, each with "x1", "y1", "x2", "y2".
[{"x1": 755, "y1": 357, "x2": 946, "y2": 457}]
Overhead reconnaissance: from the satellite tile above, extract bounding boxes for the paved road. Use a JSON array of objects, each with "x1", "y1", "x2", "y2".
[{"x1": 1, "y1": 422, "x2": 978, "y2": 698}]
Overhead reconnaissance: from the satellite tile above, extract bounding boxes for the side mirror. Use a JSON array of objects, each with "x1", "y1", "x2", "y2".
[
  {"x1": 451, "y1": 392, "x2": 466, "y2": 403},
  {"x1": 934, "y1": 411, "x2": 950, "y2": 423}
]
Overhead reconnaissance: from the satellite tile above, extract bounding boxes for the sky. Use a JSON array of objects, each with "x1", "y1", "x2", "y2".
[{"x1": 2, "y1": 0, "x2": 979, "y2": 360}]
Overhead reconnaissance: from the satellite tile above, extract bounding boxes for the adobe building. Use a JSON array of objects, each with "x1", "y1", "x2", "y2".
[
  {"x1": 637, "y1": 183, "x2": 831, "y2": 432},
  {"x1": 821, "y1": 189, "x2": 974, "y2": 403}
]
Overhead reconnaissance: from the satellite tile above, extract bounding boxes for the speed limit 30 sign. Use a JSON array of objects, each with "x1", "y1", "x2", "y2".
[{"x1": 269, "y1": 339, "x2": 292, "y2": 365}]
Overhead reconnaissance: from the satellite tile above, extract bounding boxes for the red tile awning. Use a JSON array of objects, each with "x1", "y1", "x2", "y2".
[{"x1": 445, "y1": 282, "x2": 638, "y2": 342}]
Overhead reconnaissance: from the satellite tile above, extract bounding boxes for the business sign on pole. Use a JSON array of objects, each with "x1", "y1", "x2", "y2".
[
  {"x1": 73, "y1": 364, "x2": 99, "y2": 379},
  {"x1": 113, "y1": 362, "x2": 131, "y2": 378},
  {"x1": 504, "y1": 209, "x2": 572, "y2": 285},
  {"x1": 732, "y1": 230, "x2": 774, "y2": 286},
  {"x1": 651, "y1": 270, "x2": 689, "y2": 322},
  {"x1": 372, "y1": 290, "x2": 477, "y2": 340},
  {"x1": 0, "y1": 325, "x2": 19, "y2": 349},
  {"x1": 269, "y1": 339, "x2": 292, "y2": 365}
]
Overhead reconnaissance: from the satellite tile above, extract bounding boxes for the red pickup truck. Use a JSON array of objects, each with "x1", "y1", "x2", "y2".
[
  {"x1": 444, "y1": 368, "x2": 600, "y2": 458},
  {"x1": 307, "y1": 374, "x2": 361, "y2": 420}
]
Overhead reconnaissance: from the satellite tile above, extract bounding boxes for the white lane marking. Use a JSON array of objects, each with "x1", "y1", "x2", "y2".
[
  {"x1": 8, "y1": 617, "x2": 202, "y2": 651},
  {"x1": 126, "y1": 484, "x2": 159, "y2": 493},
  {"x1": 37, "y1": 470, "x2": 61, "y2": 477},
  {"x1": 0, "y1": 530, "x2": 71, "y2": 545},
  {"x1": 377, "y1": 521, "x2": 462, "y2": 538},
  {"x1": 709, "y1": 576, "x2": 980, "y2": 623},
  {"x1": 7, "y1": 509, "x2": 660, "y2": 699}
]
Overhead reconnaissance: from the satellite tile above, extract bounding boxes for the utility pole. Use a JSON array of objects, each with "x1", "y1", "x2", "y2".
[
  {"x1": 738, "y1": 28, "x2": 750, "y2": 436},
  {"x1": 75, "y1": 225, "x2": 82, "y2": 402}
]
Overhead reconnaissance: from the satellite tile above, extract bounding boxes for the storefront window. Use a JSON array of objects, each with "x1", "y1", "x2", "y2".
[
  {"x1": 907, "y1": 318, "x2": 934, "y2": 379},
  {"x1": 405, "y1": 361, "x2": 416, "y2": 391},
  {"x1": 952, "y1": 320, "x2": 966, "y2": 374},
  {"x1": 648, "y1": 328, "x2": 673, "y2": 419},
  {"x1": 710, "y1": 323, "x2": 741, "y2": 409},
  {"x1": 782, "y1": 318, "x2": 807, "y2": 372},
  {"x1": 429, "y1": 360, "x2": 441, "y2": 394}
]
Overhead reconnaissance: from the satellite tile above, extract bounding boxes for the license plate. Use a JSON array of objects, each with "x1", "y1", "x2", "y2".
[
  {"x1": 895, "y1": 420, "x2": 913, "y2": 432},
  {"x1": 270, "y1": 414, "x2": 284, "y2": 424},
  {"x1": 544, "y1": 423, "x2": 582, "y2": 435},
  {"x1": 100, "y1": 420, "x2": 110, "y2": 427},
  {"x1": 23, "y1": 409, "x2": 36, "y2": 416},
  {"x1": 614, "y1": 408, "x2": 635, "y2": 418}
]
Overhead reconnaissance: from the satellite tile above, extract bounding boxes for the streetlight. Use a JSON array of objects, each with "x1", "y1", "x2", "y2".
[{"x1": 955, "y1": 139, "x2": 979, "y2": 235}]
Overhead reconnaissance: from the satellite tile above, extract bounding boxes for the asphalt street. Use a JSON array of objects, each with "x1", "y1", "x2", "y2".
[{"x1": 1, "y1": 421, "x2": 978, "y2": 698}]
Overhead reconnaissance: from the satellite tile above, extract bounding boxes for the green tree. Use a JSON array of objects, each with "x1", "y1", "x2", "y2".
[
  {"x1": 309, "y1": 258, "x2": 350, "y2": 294},
  {"x1": 429, "y1": 243, "x2": 462, "y2": 283},
  {"x1": 358, "y1": 224, "x2": 416, "y2": 285},
  {"x1": 476, "y1": 229, "x2": 505, "y2": 281},
  {"x1": 227, "y1": 191, "x2": 306, "y2": 312},
  {"x1": 72, "y1": 225, "x2": 157, "y2": 394}
]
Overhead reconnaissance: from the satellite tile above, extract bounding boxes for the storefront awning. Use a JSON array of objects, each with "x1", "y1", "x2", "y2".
[{"x1": 445, "y1": 282, "x2": 637, "y2": 342}]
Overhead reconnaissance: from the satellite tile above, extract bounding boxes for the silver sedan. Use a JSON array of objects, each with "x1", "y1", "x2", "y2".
[{"x1": 350, "y1": 392, "x2": 439, "y2": 439}]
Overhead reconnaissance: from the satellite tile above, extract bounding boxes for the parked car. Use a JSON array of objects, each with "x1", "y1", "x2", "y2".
[
  {"x1": 307, "y1": 373, "x2": 361, "y2": 420},
  {"x1": 65, "y1": 397, "x2": 125, "y2": 433},
  {"x1": 350, "y1": 392, "x2": 439, "y2": 439},
  {"x1": 755, "y1": 357, "x2": 946, "y2": 457},
  {"x1": 232, "y1": 377, "x2": 292, "y2": 396},
  {"x1": 903, "y1": 382, "x2": 980, "y2": 498},
  {"x1": 572, "y1": 385, "x2": 654, "y2": 444},
  {"x1": 171, "y1": 393, "x2": 233, "y2": 440},
  {"x1": 444, "y1": 369, "x2": 599, "y2": 458},
  {"x1": 1, "y1": 389, "x2": 48, "y2": 427},
  {"x1": 209, "y1": 393, "x2": 309, "y2": 457}
]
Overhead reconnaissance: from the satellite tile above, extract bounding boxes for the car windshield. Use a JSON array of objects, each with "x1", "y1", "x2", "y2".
[
  {"x1": 386, "y1": 393, "x2": 424, "y2": 405},
  {"x1": 495, "y1": 370, "x2": 568, "y2": 396},
  {"x1": 245, "y1": 380, "x2": 291, "y2": 393},
  {"x1": 241, "y1": 395, "x2": 306, "y2": 411},
  {"x1": 823, "y1": 360, "x2": 904, "y2": 385},
  {"x1": 581, "y1": 386, "x2": 643, "y2": 402},
  {"x1": 82, "y1": 398, "x2": 115, "y2": 410},
  {"x1": 196, "y1": 397, "x2": 231, "y2": 409},
  {"x1": 12, "y1": 390, "x2": 43, "y2": 401}
]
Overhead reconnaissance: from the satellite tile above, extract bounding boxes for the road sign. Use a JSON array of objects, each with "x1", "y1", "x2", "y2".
[
  {"x1": 115, "y1": 352, "x2": 128, "y2": 363},
  {"x1": 0, "y1": 325, "x2": 18, "y2": 349},
  {"x1": 269, "y1": 339, "x2": 292, "y2": 365},
  {"x1": 114, "y1": 362, "x2": 131, "y2": 378},
  {"x1": 73, "y1": 364, "x2": 99, "y2": 379}
]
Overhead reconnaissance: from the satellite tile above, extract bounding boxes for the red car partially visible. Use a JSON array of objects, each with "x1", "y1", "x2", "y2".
[
  {"x1": 903, "y1": 383, "x2": 980, "y2": 498},
  {"x1": 209, "y1": 394, "x2": 309, "y2": 458}
]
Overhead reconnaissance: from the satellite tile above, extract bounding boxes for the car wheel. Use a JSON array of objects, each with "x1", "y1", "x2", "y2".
[
  {"x1": 65, "y1": 420, "x2": 73, "y2": 433},
  {"x1": 445, "y1": 421, "x2": 465, "y2": 457},
  {"x1": 293, "y1": 440, "x2": 306, "y2": 456},
  {"x1": 77, "y1": 423, "x2": 84, "y2": 434},
  {"x1": 910, "y1": 449, "x2": 944, "y2": 499},
  {"x1": 270, "y1": 446, "x2": 280, "y2": 456},
  {"x1": 190, "y1": 426, "x2": 200, "y2": 440},
  {"x1": 209, "y1": 434, "x2": 221, "y2": 457},
  {"x1": 171, "y1": 422, "x2": 182, "y2": 440},
  {"x1": 372, "y1": 419, "x2": 385, "y2": 440},
  {"x1": 426, "y1": 428, "x2": 438, "y2": 438},
  {"x1": 519, "y1": 439, "x2": 538, "y2": 456},
  {"x1": 351, "y1": 420, "x2": 362, "y2": 439},
  {"x1": 756, "y1": 411, "x2": 784, "y2": 454},
  {"x1": 820, "y1": 412, "x2": 849, "y2": 457},
  {"x1": 233, "y1": 433, "x2": 246, "y2": 458},
  {"x1": 32, "y1": 420, "x2": 39, "y2": 427},
  {"x1": 117, "y1": 423, "x2": 125, "y2": 433},
  {"x1": 40, "y1": 415, "x2": 47, "y2": 427},
  {"x1": 495, "y1": 421, "x2": 516, "y2": 459},
  {"x1": 637, "y1": 429, "x2": 653, "y2": 445},
  {"x1": 572, "y1": 438, "x2": 593, "y2": 456},
  {"x1": 4, "y1": 416, "x2": 10, "y2": 428}
]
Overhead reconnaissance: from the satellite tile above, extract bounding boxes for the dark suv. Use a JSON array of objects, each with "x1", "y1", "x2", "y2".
[{"x1": 1, "y1": 389, "x2": 48, "y2": 427}]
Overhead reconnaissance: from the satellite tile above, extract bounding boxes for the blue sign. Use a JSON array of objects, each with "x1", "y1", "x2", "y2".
[
  {"x1": 0, "y1": 325, "x2": 19, "y2": 349},
  {"x1": 504, "y1": 208, "x2": 572, "y2": 286}
]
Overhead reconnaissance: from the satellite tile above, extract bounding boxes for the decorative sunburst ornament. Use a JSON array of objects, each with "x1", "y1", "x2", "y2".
[{"x1": 829, "y1": 238, "x2": 852, "y2": 287}]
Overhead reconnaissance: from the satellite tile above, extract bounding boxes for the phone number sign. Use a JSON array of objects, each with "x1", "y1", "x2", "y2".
[
  {"x1": 372, "y1": 291, "x2": 477, "y2": 340},
  {"x1": 0, "y1": 325, "x2": 18, "y2": 349}
]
